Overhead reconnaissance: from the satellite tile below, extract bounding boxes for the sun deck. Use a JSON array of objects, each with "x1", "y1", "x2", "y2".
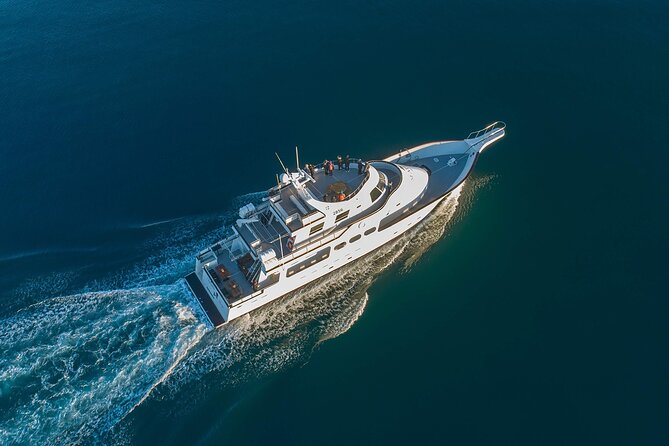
[
  {"x1": 306, "y1": 164, "x2": 368, "y2": 201},
  {"x1": 209, "y1": 243, "x2": 256, "y2": 303}
]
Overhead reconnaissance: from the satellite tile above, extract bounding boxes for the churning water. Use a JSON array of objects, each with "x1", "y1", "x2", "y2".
[{"x1": 0, "y1": 181, "x2": 471, "y2": 445}]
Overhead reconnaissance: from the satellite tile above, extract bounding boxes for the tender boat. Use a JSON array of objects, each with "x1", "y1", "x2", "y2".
[{"x1": 185, "y1": 122, "x2": 506, "y2": 327}]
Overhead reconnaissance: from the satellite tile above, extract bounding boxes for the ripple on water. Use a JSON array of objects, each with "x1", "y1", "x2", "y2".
[
  {"x1": 128, "y1": 183, "x2": 468, "y2": 420},
  {"x1": 0, "y1": 183, "x2": 474, "y2": 445},
  {"x1": 0, "y1": 286, "x2": 206, "y2": 445}
]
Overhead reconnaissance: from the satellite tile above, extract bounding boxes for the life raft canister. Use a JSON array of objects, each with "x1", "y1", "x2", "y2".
[{"x1": 286, "y1": 236, "x2": 295, "y2": 251}]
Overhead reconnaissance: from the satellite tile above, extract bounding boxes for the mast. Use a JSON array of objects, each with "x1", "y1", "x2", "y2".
[{"x1": 295, "y1": 146, "x2": 300, "y2": 172}]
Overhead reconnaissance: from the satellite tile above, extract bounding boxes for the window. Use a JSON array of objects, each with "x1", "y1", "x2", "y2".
[
  {"x1": 370, "y1": 187, "x2": 382, "y2": 202},
  {"x1": 378, "y1": 173, "x2": 387, "y2": 188},
  {"x1": 349, "y1": 234, "x2": 361, "y2": 243},
  {"x1": 334, "y1": 211, "x2": 349, "y2": 223},
  {"x1": 370, "y1": 173, "x2": 387, "y2": 202},
  {"x1": 364, "y1": 227, "x2": 376, "y2": 236},
  {"x1": 334, "y1": 242, "x2": 346, "y2": 250},
  {"x1": 286, "y1": 247, "x2": 331, "y2": 277},
  {"x1": 309, "y1": 222, "x2": 324, "y2": 235}
]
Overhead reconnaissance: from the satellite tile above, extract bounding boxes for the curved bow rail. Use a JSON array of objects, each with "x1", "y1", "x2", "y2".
[
  {"x1": 467, "y1": 121, "x2": 506, "y2": 139},
  {"x1": 465, "y1": 121, "x2": 506, "y2": 151}
]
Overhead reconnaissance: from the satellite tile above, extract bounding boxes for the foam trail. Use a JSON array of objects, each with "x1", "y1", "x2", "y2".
[
  {"x1": 0, "y1": 246, "x2": 98, "y2": 263},
  {"x1": 0, "y1": 191, "x2": 268, "y2": 445},
  {"x1": 122, "y1": 283, "x2": 210, "y2": 418},
  {"x1": 402, "y1": 183, "x2": 463, "y2": 271},
  {"x1": 129, "y1": 217, "x2": 185, "y2": 229},
  {"x1": 1, "y1": 182, "x2": 473, "y2": 445},
  {"x1": 129, "y1": 183, "x2": 468, "y2": 422},
  {"x1": 0, "y1": 285, "x2": 206, "y2": 445}
]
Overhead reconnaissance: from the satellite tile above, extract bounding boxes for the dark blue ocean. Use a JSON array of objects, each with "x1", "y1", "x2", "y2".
[{"x1": 1, "y1": 1, "x2": 667, "y2": 444}]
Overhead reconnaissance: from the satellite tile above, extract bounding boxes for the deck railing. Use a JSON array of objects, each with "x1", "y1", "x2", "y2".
[
  {"x1": 346, "y1": 167, "x2": 370, "y2": 200},
  {"x1": 201, "y1": 267, "x2": 230, "y2": 307},
  {"x1": 466, "y1": 121, "x2": 506, "y2": 141}
]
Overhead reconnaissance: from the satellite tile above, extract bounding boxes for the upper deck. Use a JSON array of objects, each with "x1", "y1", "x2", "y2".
[
  {"x1": 305, "y1": 163, "x2": 368, "y2": 202},
  {"x1": 237, "y1": 158, "x2": 409, "y2": 265}
]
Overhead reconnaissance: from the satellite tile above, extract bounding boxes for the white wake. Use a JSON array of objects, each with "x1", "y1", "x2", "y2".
[{"x1": 0, "y1": 180, "x2": 484, "y2": 445}]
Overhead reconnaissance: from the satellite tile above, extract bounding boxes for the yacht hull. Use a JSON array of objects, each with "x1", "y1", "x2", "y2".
[{"x1": 185, "y1": 122, "x2": 505, "y2": 328}]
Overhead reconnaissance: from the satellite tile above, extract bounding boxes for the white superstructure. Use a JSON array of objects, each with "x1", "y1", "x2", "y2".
[{"x1": 185, "y1": 122, "x2": 506, "y2": 327}]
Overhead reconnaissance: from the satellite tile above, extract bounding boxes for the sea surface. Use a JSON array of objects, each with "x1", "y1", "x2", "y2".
[{"x1": 0, "y1": 1, "x2": 667, "y2": 444}]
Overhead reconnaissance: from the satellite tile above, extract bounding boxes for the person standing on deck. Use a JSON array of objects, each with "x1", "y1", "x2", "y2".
[
  {"x1": 308, "y1": 163, "x2": 315, "y2": 178},
  {"x1": 337, "y1": 155, "x2": 342, "y2": 170},
  {"x1": 323, "y1": 160, "x2": 329, "y2": 175},
  {"x1": 345, "y1": 155, "x2": 350, "y2": 171},
  {"x1": 357, "y1": 160, "x2": 364, "y2": 175}
]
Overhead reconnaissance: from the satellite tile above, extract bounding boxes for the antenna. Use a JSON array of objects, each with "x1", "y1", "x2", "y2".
[
  {"x1": 295, "y1": 146, "x2": 300, "y2": 172},
  {"x1": 275, "y1": 152, "x2": 289, "y2": 175}
]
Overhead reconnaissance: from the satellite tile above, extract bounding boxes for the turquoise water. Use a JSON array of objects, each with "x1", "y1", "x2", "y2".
[{"x1": 1, "y1": 1, "x2": 667, "y2": 444}]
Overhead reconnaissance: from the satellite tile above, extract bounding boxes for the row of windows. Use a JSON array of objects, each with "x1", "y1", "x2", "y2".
[
  {"x1": 308, "y1": 210, "x2": 349, "y2": 237},
  {"x1": 286, "y1": 225, "x2": 379, "y2": 277},
  {"x1": 334, "y1": 227, "x2": 377, "y2": 250},
  {"x1": 286, "y1": 247, "x2": 331, "y2": 277}
]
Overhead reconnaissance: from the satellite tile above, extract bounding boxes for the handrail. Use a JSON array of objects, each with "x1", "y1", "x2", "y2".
[
  {"x1": 307, "y1": 161, "x2": 370, "y2": 202},
  {"x1": 466, "y1": 121, "x2": 506, "y2": 140},
  {"x1": 345, "y1": 167, "x2": 370, "y2": 200}
]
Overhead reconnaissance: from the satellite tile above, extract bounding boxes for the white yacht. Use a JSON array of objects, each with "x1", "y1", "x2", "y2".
[{"x1": 185, "y1": 122, "x2": 506, "y2": 327}]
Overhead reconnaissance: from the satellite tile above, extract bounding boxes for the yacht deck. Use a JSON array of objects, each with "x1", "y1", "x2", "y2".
[
  {"x1": 275, "y1": 186, "x2": 311, "y2": 225},
  {"x1": 237, "y1": 219, "x2": 289, "y2": 258},
  {"x1": 306, "y1": 165, "x2": 367, "y2": 201},
  {"x1": 402, "y1": 151, "x2": 473, "y2": 205},
  {"x1": 210, "y1": 244, "x2": 255, "y2": 303}
]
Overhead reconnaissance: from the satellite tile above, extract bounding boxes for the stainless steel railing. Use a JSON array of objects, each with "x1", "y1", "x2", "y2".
[{"x1": 466, "y1": 121, "x2": 506, "y2": 140}]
